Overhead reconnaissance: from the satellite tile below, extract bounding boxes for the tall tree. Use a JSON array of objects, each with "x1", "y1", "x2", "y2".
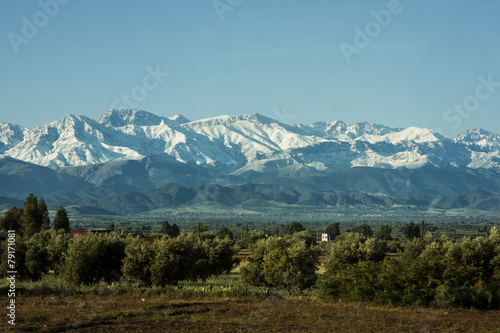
[
  {"x1": 375, "y1": 224, "x2": 392, "y2": 240},
  {"x1": 0, "y1": 206, "x2": 23, "y2": 232},
  {"x1": 38, "y1": 198, "x2": 50, "y2": 230},
  {"x1": 161, "y1": 221, "x2": 172, "y2": 235},
  {"x1": 21, "y1": 193, "x2": 42, "y2": 236},
  {"x1": 53, "y1": 206, "x2": 70, "y2": 233},
  {"x1": 286, "y1": 222, "x2": 306, "y2": 235},
  {"x1": 349, "y1": 225, "x2": 374, "y2": 237},
  {"x1": 403, "y1": 222, "x2": 420, "y2": 240},
  {"x1": 325, "y1": 222, "x2": 341, "y2": 236},
  {"x1": 170, "y1": 224, "x2": 180, "y2": 237},
  {"x1": 217, "y1": 226, "x2": 234, "y2": 240}
]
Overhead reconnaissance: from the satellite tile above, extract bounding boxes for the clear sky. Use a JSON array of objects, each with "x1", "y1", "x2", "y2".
[{"x1": 1, "y1": 0, "x2": 499, "y2": 137}]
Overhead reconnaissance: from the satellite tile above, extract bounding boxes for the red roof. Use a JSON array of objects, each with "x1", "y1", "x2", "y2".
[{"x1": 70, "y1": 230, "x2": 90, "y2": 236}]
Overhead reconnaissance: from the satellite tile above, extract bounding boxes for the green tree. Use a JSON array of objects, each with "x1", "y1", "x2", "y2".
[
  {"x1": 63, "y1": 233, "x2": 126, "y2": 285},
  {"x1": 349, "y1": 225, "x2": 374, "y2": 237},
  {"x1": 0, "y1": 206, "x2": 22, "y2": 232},
  {"x1": 20, "y1": 193, "x2": 42, "y2": 236},
  {"x1": 403, "y1": 222, "x2": 421, "y2": 240},
  {"x1": 149, "y1": 234, "x2": 235, "y2": 286},
  {"x1": 235, "y1": 230, "x2": 265, "y2": 249},
  {"x1": 122, "y1": 237, "x2": 154, "y2": 286},
  {"x1": 161, "y1": 221, "x2": 171, "y2": 235},
  {"x1": 53, "y1": 206, "x2": 70, "y2": 233},
  {"x1": 38, "y1": 198, "x2": 50, "y2": 230},
  {"x1": 325, "y1": 222, "x2": 341, "y2": 237},
  {"x1": 24, "y1": 239, "x2": 50, "y2": 281},
  {"x1": 193, "y1": 223, "x2": 209, "y2": 235},
  {"x1": 285, "y1": 222, "x2": 306, "y2": 235},
  {"x1": 323, "y1": 232, "x2": 386, "y2": 272},
  {"x1": 375, "y1": 224, "x2": 392, "y2": 241},
  {"x1": 170, "y1": 224, "x2": 180, "y2": 237},
  {"x1": 0, "y1": 237, "x2": 49, "y2": 281},
  {"x1": 108, "y1": 223, "x2": 115, "y2": 232},
  {"x1": 241, "y1": 235, "x2": 318, "y2": 294},
  {"x1": 291, "y1": 230, "x2": 317, "y2": 248},
  {"x1": 217, "y1": 226, "x2": 233, "y2": 240},
  {"x1": 30, "y1": 229, "x2": 71, "y2": 274}
]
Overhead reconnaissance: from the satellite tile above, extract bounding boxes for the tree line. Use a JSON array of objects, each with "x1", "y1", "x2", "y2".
[
  {"x1": 1, "y1": 203, "x2": 499, "y2": 309},
  {"x1": 0, "y1": 193, "x2": 70, "y2": 236}
]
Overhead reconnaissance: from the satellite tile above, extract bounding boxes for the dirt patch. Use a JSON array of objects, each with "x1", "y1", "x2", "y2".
[{"x1": 11, "y1": 293, "x2": 500, "y2": 332}]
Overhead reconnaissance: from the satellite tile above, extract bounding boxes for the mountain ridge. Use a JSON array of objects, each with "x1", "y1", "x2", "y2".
[
  {"x1": 1, "y1": 109, "x2": 499, "y2": 173},
  {"x1": 2, "y1": 109, "x2": 500, "y2": 215}
]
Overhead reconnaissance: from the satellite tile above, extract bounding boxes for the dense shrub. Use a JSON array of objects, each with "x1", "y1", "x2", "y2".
[
  {"x1": 235, "y1": 230, "x2": 266, "y2": 249},
  {"x1": 0, "y1": 236, "x2": 49, "y2": 281},
  {"x1": 125, "y1": 234, "x2": 236, "y2": 286},
  {"x1": 63, "y1": 233, "x2": 126, "y2": 285},
  {"x1": 30, "y1": 229, "x2": 71, "y2": 274},
  {"x1": 240, "y1": 235, "x2": 318, "y2": 294},
  {"x1": 319, "y1": 228, "x2": 500, "y2": 309},
  {"x1": 323, "y1": 232, "x2": 386, "y2": 272},
  {"x1": 122, "y1": 236, "x2": 154, "y2": 286}
]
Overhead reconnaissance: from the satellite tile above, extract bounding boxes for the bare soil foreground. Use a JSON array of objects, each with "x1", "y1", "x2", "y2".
[{"x1": 10, "y1": 293, "x2": 500, "y2": 332}]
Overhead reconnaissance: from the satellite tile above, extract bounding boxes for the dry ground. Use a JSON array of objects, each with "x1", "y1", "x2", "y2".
[{"x1": 7, "y1": 292, "x2": 500, "y2": 332}]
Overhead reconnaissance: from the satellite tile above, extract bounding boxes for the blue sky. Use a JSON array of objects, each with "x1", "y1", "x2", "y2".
[{"x1": 1, "y1": 0, "x2": 499, "y2": 137}]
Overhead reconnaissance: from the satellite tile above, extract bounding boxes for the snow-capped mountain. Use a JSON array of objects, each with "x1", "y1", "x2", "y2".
[
  {"x1": 1, "y1": 109, "x2": 500, "y2": 175},
  {"x1": 0, "y1": 123, "x2": 28, "y2": 153}
]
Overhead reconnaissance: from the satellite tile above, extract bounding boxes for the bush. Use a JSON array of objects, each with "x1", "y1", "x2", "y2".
[
  {"x1": 323, "y1": 232, "x2": 386, "y2": 273},
  {"x1": 319, "y1": 228, "x2": 500, "y2": 309},
  {"x1": 122, "y1": 236, "x2": 154, "y2": 286},
  {"x1": 240, "y1": 235, "x2": 318, "y2": 294},
  {"x1": 30, "y1": 229, "x2": 71, "y2": 274},
  {"x1": 63, "y1": 233, "x2": 126, "y2": 285},
  {"x1": 148, "y1": 234, "x2": 235, "y2": 286},
  {"x1": 0, "y1": 236, "x2": 49, "y2": 281},
  {"x1": 235, "y1": 230, "x2": 266, "y2": 249}
]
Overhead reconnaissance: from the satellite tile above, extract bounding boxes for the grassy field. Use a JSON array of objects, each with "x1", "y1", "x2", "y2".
[
  {"x1": 3, "y1": 276, "x2": 500, "y2": 332},
  {"x1": 9, "y1": 290, "x2": 500, "y2": 332}
]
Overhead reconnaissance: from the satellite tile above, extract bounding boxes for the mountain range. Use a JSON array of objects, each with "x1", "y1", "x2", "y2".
[{"x1": 1, "y1": 109, "x2": 500, "y2": 216}]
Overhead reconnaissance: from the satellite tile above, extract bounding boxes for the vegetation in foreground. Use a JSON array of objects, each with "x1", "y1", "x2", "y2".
[{"x1": 1, "y1": 194, "x2": 500, "y2": 331}]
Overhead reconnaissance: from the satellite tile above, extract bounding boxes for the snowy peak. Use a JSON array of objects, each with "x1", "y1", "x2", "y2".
[
  {"x1": 0, "y1": 123, "x2": 26, "y2": 153},
  {"x1": 98, "y1": 109, "x2": 173, "y2": 127},
  {"x1": 168, "y1": 114, "x2": 190, "y2": 124},
  {"x1": 385, "y1": 127, "x2": 446, "y2": 144},
  {"x1": 346, "y1": 121, "x2": 397, "y2": 137},
  {"x1": 98, "y1": 109, "x2": 192, "y2": 129},
  {"x1": 453, "y1": 127, "x2": 500, "y2": 151},
  {"x1": 454, "y1": 127, "x2": 498, "y2": 143},
  {"x1": 187, "y1": 113, "x2": 277, "y2": 127},
  {"x1": 1, "y1": 109, "x2": 500, "y2": 174}
]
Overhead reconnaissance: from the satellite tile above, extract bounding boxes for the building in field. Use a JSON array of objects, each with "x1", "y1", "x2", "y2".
[{"x1": 321, "y1": 233, "x2": 336, "y2": 242}]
